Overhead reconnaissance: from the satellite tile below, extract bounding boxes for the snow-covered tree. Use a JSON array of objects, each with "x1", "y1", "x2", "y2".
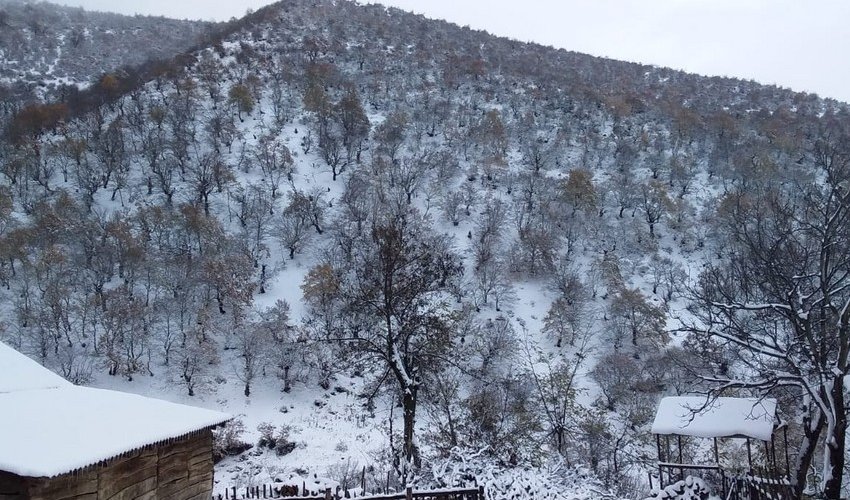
[
  {"x1": 683, "y1": 135, "x2": 850, "y2": 498},
  {"x1": 312, "y1": 208, "x2": 462, "y2": 480}
]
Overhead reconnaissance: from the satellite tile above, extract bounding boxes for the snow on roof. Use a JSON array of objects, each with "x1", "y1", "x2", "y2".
[
  {"x1": 0, "y1": 342, "x2": 230, "y2": 478},
  {"x1": 651, "y1": 396, "x2": 777, "y2": 441},
  {"x1": 0, "y1": 342, "x2": 71, "y2": 393}
]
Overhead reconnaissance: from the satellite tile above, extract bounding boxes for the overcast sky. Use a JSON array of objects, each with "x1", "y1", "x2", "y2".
[{"x1": 51, "y1": 0, "x2": 850, "y2": 103}]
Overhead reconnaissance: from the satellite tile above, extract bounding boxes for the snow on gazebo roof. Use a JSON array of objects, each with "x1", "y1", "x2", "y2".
[
  {"x1": 0, "y1": 342, "x2": 230, "y2": 478},
  {"x1": 651, "y1": 396, "x2": 777, "y2": 441}
]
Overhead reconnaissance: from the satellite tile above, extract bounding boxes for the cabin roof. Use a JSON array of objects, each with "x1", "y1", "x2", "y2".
[
  {"x1": 0, "y1": 341, "x2": 72, "y2": 394},
  {"x1": 651, "y1": 396, "x2": 776, "y2": 441},
  {"x1": 0, "y1": 342, "x2": 230, "y2": 478}
]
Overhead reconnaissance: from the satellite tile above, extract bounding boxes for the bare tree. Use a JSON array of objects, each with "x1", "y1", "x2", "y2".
[
  {"x1": 253, "y1": 135, "x2": 294, "y2": 200},
  {"x1": 682, "y1": 136, "x2": 850, "y2": 498},
  {"x1": 640, "y1": 180, "x2": 672, "y2": 238},
  {"x1": 314, "y1": 209, "x2": 462, "y2": 480},
  {"x1": 608, "y1": 287, "x2": 667, "y2": 351},
  {"x1": 173, "y1": 327, "x2": 218, "y2": 397},
  {"x1": 524, "y1": 335, "x2": 588, "y2": 459},
  {"x1": 374, "y1": 111, "x2": 408, "y2": 162},
  {"x1": 278, "y1": 188, "x2": 325, "y2": 259},
  {"x1": 235, "y1": 309, "x2": 272, "y2": 397},
  {"x1": 336, "y1": 87, "x2": 370, "y2": 164}
]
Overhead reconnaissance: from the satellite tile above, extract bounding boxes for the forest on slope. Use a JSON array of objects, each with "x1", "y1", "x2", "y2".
[
  {"x1": 0, "y1": 0, "x2": 215, "y2": 109},
  {"x1": 0, "y1": 1, "x2": 848, "y2": 498}
]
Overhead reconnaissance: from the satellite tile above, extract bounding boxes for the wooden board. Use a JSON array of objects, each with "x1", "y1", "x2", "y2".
[{"x1": 5, "y1": 429, "x2": 216, "y2": 500}]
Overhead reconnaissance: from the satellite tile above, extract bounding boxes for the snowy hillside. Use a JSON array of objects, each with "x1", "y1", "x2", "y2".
[
  {"x1": 0, "y1": 0, "x2": 214, "y2": 115},
  {"x1": 1, "y1": 1, "x2": 848, "y2": 499}
]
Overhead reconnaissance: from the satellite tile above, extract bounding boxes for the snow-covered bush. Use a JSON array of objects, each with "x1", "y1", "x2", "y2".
[
  {"x1": 212, "y1": 418, "x2": 251, "y2": 462},
  {"x1": 253, "y1": 421, "x2": 296, "y2": 455},
  {"x1": 257, "y1": 421, "x2": 277, "y2": 449},
  {"x1": 326, "y1": 459, "x2": 361, "y2": 492},
  {"x1": 644, "y1": 476, "x2": 712, "y2": 500},
  {"x1": 429, "y1": 450, "x2": 618, "y2": 500},
  {"x1": 274, "y1": 425, "x2": 296, "y2": 456}
]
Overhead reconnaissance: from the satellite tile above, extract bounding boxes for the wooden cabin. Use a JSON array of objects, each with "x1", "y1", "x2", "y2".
[{"x1": 0, "y1": 342, "x2": 230, "y2": 500}]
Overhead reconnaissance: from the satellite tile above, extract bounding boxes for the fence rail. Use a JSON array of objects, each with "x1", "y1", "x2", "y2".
[
  {"x1": 213, "y1": 486, "x2": 485, "y2": 500},
  {"x1": 722, "y1": 474, "x2": 793, "y2": 500}
]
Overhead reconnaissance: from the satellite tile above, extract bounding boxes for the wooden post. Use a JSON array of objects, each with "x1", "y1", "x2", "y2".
[
  {"x1": 405, "y1": 486, "x2": 412, "y2": 500},
  {"x1": 325, "y1": 487, "x2": 332, "y2": 500},
  {"x1": 656, "y1": 434, "x2": 664, "y2": 488},
  {"x1": 478, "y1": 485, "x2": 485, "y2": 500},
  {"x1": 770, "y1": 435, "x2": 778, "y2": 472},
  {"x1": 783, "y1": 425, "x2": 790, "y2": 476},
  {"x1": 765, "y1": 440, "x2": 775, "y2": 477},
  {"x1": 714, "y1": 437, "x2": 725, "y2": 499},
  {"x1": 677, "y1": 435, "x2": 684, "y2": 481}
]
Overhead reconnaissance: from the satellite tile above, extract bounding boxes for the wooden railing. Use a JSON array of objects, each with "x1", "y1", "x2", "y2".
[
  {"x1": 213, "y1": 486, "x2": 485, "y2": 500},
  {"x1": 722, "y1": 474, "x2": 793, "y2": 500},
  {"x1": 648, "y1": 473, "x2": 794, "y2": 500}
]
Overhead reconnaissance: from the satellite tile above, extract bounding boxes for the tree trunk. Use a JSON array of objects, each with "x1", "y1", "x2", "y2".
[
  {"x1": 823, "y1": 379, "x2": 846, "y2": 499},
  {"x1": 446, "y1": 406, "x2": 457, "y2": 448},
  {"x1": 794, "y1": 409, "x2": 824, "y2": 498},
  {"x1": 402, "y1": 387, "x2": 420, "y2": 477}
]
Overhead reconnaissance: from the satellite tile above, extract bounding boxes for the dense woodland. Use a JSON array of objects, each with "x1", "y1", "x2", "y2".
[{"x1": 0, "y1": 1, "x2": 849, "y2": 498}]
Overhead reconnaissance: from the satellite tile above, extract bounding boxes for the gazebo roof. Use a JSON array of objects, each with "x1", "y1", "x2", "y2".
[
  {"x1": 651, "y1": 396, "x2": 777, "y2": 441},
  {"x1": 0, "y1": 342, "x2": 230, "y2": 478}
]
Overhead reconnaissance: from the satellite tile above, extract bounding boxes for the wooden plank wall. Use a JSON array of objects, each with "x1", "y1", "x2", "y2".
[
  {"x1": 14, "y1": 431, "x2": 214, "y2": 500},
  {"x1": 156, "y1": 432, "x2": 213, "y2": 500}
]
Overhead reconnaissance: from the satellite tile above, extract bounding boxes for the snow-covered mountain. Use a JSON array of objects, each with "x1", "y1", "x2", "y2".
[
  {"x1": 1, "y1": 1, "x2": 848, "y2": 499},
  {"x1": 0, "y1": 0, "x2": 215, "y2": 106}
]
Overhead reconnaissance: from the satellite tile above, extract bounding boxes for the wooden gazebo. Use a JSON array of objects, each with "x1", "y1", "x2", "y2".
[{"x1": 650, "y1": 396, "x2": 791, "y2": 499}]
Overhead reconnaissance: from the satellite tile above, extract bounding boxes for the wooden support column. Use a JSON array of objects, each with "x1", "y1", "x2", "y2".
[
  {"x1": 656, "y1": 434, "x2": 664, "y2": 488},
  {"x1": 677, "y1": 435, "x2": 684, "y2": 481},
  {"x1": 714, "y1": 437, "x2": 726, "y2": 499},
  {"x1": 783, "y1": 426, "x2": 790, "y2": 476}
]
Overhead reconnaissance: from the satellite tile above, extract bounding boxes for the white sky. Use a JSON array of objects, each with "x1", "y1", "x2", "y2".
[{"x1": 51, "y1": 0, "x2": 850, "y2": 103}]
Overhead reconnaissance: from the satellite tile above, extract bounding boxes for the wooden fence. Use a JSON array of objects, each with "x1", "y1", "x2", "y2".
[
  {"x1": 213, "y1": 486, "x2": 485, "y2": 500},
  {"x1": 648, "y1": 473, "x2": 793, "y2": 500},
  {"x1": 722, "y1": 474, "x2": 794, "y2": 500}
]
